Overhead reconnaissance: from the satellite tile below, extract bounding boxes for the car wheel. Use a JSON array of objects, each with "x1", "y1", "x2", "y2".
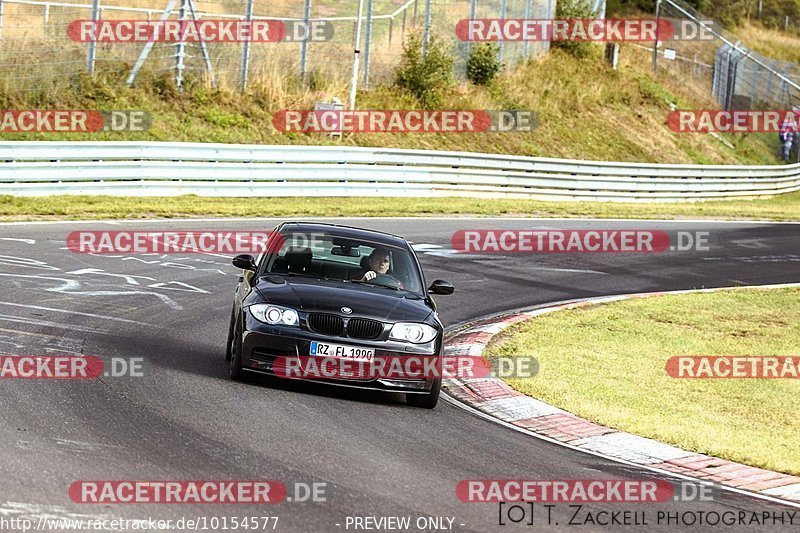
[
  {"x1": 225, "y1": 302, "x2": 236, "y2": 361},
  {"x1": 229, "y1": 314, "x2": 244, "y2": 381},
  {"x1": 406, "y1": 377, "x2": 441, "y2": 409}
]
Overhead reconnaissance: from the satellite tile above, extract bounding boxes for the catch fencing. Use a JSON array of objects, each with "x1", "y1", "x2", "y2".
[{"x1": 0, "y1": 0, "x2": 553, "y2": 93}]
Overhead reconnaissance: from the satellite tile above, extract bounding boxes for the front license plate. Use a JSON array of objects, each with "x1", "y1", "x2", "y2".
[{"x1": 309, "y1": 341, "x2": 374, "y2": 361}]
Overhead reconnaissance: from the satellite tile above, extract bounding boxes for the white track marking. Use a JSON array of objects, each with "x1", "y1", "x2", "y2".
[{"x1": 66, "y1": 268, "x2": 156, "y2": 285}]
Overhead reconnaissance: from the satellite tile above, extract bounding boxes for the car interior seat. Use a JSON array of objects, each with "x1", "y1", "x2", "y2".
[{"x1": 284, "y1": 247, "x2": 313, "y2": 273}]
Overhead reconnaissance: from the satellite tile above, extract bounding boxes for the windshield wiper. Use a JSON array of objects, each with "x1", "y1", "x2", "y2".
[
  {"x1": 348, "y1": 280, "x2": 401, "y2": 291},
  {"x1": 267, "y1": 272, "x2": 320, "y2": 279}
]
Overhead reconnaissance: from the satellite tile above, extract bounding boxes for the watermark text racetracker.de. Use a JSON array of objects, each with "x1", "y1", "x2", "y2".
[
  {"x1": 455, "y1": 18, "x2": 714, "y2": 42},
  {"x1": 668, "y1": 109, "x2": 800, "y2": 133},
  {"x1": 666, "y1": 356, "x2": 800, "y2": 378},
  {"x1": 273, "y1": 110, "x2": 536, "y2": 134},
  {"x1": 67, "y1": 19, "x2": 334, "y2": 43},
  {"x1": 271, "y1": 355, "x2": 538, "y2": 381},
  {"x1": 0, "y1": 110, "x2": 150, "y2": 133},
  {"x1": 451, "y1": 229, "x2": 710, "y2": 253},
  {"x1": 0, "y1": 356, "x2": 143, "y2": 379},
  {"x1": 66, "y1": 230, "x2": 317, "y2": 254},
  {"x1": 68, "y1": 479, "x2": 326, "y2": 504}
]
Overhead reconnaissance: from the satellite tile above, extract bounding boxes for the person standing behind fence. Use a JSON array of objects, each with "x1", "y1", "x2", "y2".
[{"x1": 779, "y1": 117, "x2": 795, "y2": 162}]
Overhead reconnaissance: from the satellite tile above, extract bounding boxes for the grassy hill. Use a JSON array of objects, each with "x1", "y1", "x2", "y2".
[{"x1": 0, "y1": 41, "x2": 781, "y2": 165}]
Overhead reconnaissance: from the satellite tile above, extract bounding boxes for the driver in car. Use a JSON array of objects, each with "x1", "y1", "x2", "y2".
[{"x1": 355, "y1": 247, "x2": 404, "y2": 288}]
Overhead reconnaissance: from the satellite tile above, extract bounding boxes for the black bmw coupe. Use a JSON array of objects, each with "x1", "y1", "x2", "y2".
[{"x1": 226, "y1": 222, "x2": 454, "y2": 408}]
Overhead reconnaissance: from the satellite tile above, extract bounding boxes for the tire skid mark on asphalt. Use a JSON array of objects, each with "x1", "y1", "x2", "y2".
[
  {"x1": 17, "y1": 437, "x2": 123, "y2": 459},
  {"x1": 0, "y1": 327, "x2": 84, "y2": 357},
  {"x1": 0, "y1": 314, "x2": 112, "y2": 335},
  {"x1": 0, "y1": 302, "x2": 150, "y2": 326},
  {"x1": 703, "y1": 254, "x2": 800, "y2": 262}
]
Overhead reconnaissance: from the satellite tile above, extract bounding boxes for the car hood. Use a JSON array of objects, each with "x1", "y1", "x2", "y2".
[{"x1": 254, "y1": 276, "x2": 433, "y2": 323}]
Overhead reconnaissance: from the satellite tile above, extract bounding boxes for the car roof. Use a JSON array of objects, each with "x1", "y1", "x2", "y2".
[{"x1": 277, "y1": 222, "x2": 409, "y2": 248}]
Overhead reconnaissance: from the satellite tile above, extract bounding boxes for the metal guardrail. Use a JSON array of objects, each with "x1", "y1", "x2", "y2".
[{"x1": 1, "y1": 141, "x2": 798, "y2": 201}]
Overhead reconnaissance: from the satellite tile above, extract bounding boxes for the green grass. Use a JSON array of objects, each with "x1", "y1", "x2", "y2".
[
  {"x1": 485, "y1": 287, "x2": 800, "y2": 475},
  {"x1": 1, "y1": 192, "x2": 800, "y2": 222}
]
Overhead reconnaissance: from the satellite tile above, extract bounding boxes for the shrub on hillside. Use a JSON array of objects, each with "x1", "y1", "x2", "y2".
[
  {"x1": 553, "y1": 0, "x2": 597, "y2": 58},
  {"x1": 394, "y1": 33, "x2": 454, "y2": 108},
  {"x1": 466, "y1": 42, "x2": 502, "y2": 86}
]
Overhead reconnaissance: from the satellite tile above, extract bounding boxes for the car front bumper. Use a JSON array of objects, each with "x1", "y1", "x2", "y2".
[{"x1": 241, "y1": 321, "x2": 442, "y2": 395}]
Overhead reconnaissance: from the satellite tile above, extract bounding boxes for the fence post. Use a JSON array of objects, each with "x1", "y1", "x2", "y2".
[
  {"x1": 362, "y1": 0, "x2": 373, "y2": 86},
  {"x1": 175, "y1": 0, "x2": 186, "y2": 88},
  {"x1": 498, "y1": 0, "x2": 506, "y2": 63},
  {"x1": 299, "y1": 0, "x2": 311, "y2": 84},
  {"x1": 239, "y1": 0, "x2": 254, "y2": 92},
  {"x1": 523, "y1": 0, "x2": 532, "y2": 59},
  {"x1": 544, "y1": 0, "x2": 553, "y2": 51},
  {"x1": 421, "y1": 0, "x2": 431, "y2": 55},
  {"x1": 87, "y1": 0, "x2": 100, "y2": 73},
  {"x1": 467, "y1": 0, "x2": 476, "y2": 57},
  {"x1": 348, "y1": 0, "x2": 365, "y2": 110},
  {"x1": 652, "y1": 0, "x2": 661, "y2": 73}
]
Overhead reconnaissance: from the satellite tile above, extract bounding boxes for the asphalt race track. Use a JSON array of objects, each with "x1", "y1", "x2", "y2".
[{"x1": 0, "y1": 217, "x2": 798, "y2": 533}]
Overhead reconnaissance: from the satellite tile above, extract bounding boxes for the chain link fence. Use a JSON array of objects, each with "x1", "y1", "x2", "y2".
[
  {"x1": 650, "y1": 0, "x2": 800, "y2": 110},
  {"x1": 627, "y1": 0, "x2": 800, "y2": 162},
  {"x1": 0, "y1": 0, "x2": 553, "y2": 94}
]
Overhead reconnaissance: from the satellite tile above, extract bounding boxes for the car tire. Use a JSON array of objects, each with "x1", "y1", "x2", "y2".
[
  {"x1": 225, "y1": 303, "x2": 236, "y2": 361},
  {"x1": 229, "y1": 314, "x2": 244, "y2": 381},
  {"x1": 406, "y1": 377, "x2": 441, "y2": 409}
]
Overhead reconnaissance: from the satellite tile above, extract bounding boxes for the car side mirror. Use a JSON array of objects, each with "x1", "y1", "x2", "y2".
[
  {"x1": 427, "y1": 279, "x2": 454, "y2": 295},
  {"x1": 232, "y1": 254, "x2": 257, "y2": 272}
]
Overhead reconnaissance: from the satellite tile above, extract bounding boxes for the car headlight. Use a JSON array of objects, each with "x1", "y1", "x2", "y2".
[
  {"x1": 249, "y1": 304, "x2": 299, "y2": 326},
  {"x1": 389, "y1": 323, "x2": 438, "y2": 344}
]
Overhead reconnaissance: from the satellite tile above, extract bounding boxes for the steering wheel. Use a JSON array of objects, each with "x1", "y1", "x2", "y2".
[{"x1": 372, "y1": 274, "x2": 401, "y2": 289}]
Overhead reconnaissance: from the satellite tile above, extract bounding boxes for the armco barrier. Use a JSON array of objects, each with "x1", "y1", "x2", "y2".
[{"x1": 1, "y1": 141, "x2": 799, "y2": 201}]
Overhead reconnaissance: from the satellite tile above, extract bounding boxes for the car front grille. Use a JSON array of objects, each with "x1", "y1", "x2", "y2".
[
  {"x1": 307, "y1": 313, "x2": 344, "y2": 336},
  {"x1": 347, "y1": 318, "x2": 384, "y2": 340}
]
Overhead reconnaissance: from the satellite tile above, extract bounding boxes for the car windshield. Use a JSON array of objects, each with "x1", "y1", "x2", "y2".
[{"x1": 262, "y1": 231, "x2": 424, "y2": 294}]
